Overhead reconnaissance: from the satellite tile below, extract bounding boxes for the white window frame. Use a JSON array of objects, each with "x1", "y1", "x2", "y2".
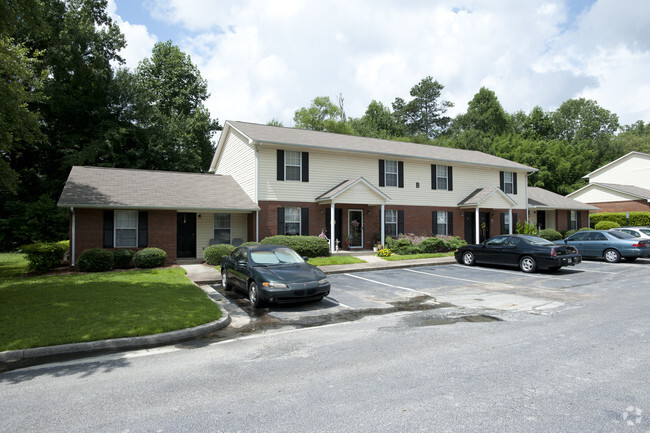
[
  {"x1": 437, "y1": 212, "x2": 448, "y2": 236},
  {"x1": 115, "y1": 210, "x2": 138, "y2": 247},
  {"x1": 285, "y1": 150, "x2": 302, "y2": 182},
  {"x1": 436, "y1": 165, "x2": 448, "y2": 190},
  {"x1": 213, "y1": 213, "x2": 231, "y2": 244},
  {"x1": 385, "y1": 209, "x2": 398, "y2": 236},
  {"x1": 502, "y1": 213, "x2": 510, "y2": 234},
  {"x1": 569, "y1": 211, "x2": 577, "y2": 231},
  {"x1": 284, "y1": 207, "x2": 301, "y2": 235},
  {"x1": 504, "y1": 172, "x2": 514, "y2": 194},
  {"x1": 385, "y1": 160, "x2": 398, "y2": 187}
]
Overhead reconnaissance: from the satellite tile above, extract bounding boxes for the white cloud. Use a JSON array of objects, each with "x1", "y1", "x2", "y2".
[
  {"x1": 107, "y1": 0, "x2": 158, "y2": 70},
  {"x1": 113, "y1": 0, "x2": 650, "y2": 127}
]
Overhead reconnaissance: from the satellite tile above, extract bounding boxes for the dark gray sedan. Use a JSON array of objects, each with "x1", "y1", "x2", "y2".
[
  {"x1": 221, "y1": 244, "x2": 331, "y2": 307},
  {"x1": 556, "y1": 230, "x2": 650, "y2": 262}
]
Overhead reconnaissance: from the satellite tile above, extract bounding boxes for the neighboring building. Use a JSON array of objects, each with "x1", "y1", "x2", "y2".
[
  {"x1": 568, "y1": 151, "x2": 650, "y2": 213},
  {"x1": 58, "y1": 120, "x2": 538, "y2": 263},
  {"x1": 527, "y1": 187, "x2": 598, "y2": 232}
]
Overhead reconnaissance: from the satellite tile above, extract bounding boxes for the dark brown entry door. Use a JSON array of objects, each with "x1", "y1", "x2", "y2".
[{"x1": 177, "y1": 212, "x2": 196, "y2": 258}]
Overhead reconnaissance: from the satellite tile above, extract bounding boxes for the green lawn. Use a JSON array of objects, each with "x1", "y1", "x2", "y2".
[
  {"x1": 0, "y1": 254, "x2": 221, "y2": 352},
  {"x1": 381, "y1": 252, "x2": 455, "y2": 261},
  {"x1": 308, "y1": 255, "x2": 366, "y2": 266}
]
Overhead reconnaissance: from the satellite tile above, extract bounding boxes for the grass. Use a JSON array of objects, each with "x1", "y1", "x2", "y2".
[
  {"x1": 382, "y1": 252, "x2": 455, "y2": 261},
  {"x1": 0, "y1": 254, "x2": 222, "y2": 352},
  {"x1": 308, "y1": 255, "x2": 366, "y2": 266}
]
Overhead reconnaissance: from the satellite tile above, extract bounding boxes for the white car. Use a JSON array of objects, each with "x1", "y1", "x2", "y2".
[{"x1": 610, "y1": 227, "x2": 650, "y2": 241}]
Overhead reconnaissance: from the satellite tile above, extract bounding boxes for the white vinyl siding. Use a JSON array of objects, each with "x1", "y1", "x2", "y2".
[
  {"x1": 257, "y1": 146, "x2": 527, "y2": 209},
  {"x1": 115, "y1": 210, "x2": 137, "y2": 247},
  {"x1": 213, "y1": 129, "x2": 257, "y2": 200},
  {"x1": 588, "y1": 154, "x2": 650, "y2": 189},
  {"x1": 196, "y1": 212, "x2": 248, "y2": 258},
  {"x1": 570, "y1": 185, "x2": 641, "y2": 203}
]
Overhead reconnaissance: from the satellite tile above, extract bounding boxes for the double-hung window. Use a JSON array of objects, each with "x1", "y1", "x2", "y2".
[
  {"x1": 285, "y1": 150, "x2": 302, "y2": 181},
  {"x1": 115, "y1": 210, "x2": 138, "y2": 247},
  {"x1": 569, "y1": 211, "x2": 577, "y2": 231},
  {"x1": 436, "y1": 165, "x2": 448, "y2": 190},
  {"x1": 213, "y1": 214, "x2": 231, "y2": 244},
  {"x1": 384, "y1": 160, "x2": 398, "y2": 187},
  {"x1": 284, "y1": 207, "x2": 301, "y2": 235},
  {"x1": 436, "y1": 212, "x2": 448, "y2": 235},
  {"x1": 385, "y1": 209, "x2": 398, "y2": 236},
  {"x1": 503, "y1": 172, "x2": 514, "y2": 194}
]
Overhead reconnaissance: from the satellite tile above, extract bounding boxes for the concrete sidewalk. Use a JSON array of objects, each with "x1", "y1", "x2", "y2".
[{"x1": 180, "y1": 254, "x2": 457, "y2": 284}]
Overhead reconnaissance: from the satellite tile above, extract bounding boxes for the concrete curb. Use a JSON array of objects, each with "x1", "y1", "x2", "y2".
[
  {"x1": 318, "y1": 256, "x2": 457, "y2": 274},
  {"x1": 0, "y1": 309, "x2": 231, "y2": 367}
]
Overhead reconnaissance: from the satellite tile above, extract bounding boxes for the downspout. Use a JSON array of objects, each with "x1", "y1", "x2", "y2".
[
  {"x1": 70, "y1": 207, "x2": 76, "y2": 267},
  {"x1": 255, "y1": 142, "x2": 260, "y2": 242}
]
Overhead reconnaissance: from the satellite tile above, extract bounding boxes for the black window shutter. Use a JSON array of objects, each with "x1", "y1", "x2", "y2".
[
  {"x1": 103, "y1": 210, "x2": 114, "y2": 248},
  {"x1": 447, "y1": 166, "x2": 453, "y2": 191},
  {"x1": 513, "y1": 172, "x2": 518, "y2": 194},
  {"x1": 432, "y1": 211, "x2": 438, "y2": 235},
  {"x1": 301, "y1": 208, "x2": 309, "y2": 235},
  {"x1": 577, "y1": 210, "x2": 582, "y2": 228},
  {"x1": 138, "y1": 211, "x2": 148, "y2": 247},
  {"x1": 513, "y1": 213, "x2": 518, "y2": 231},
  {"x1": 398, "y1": 210, "x2": 404, "y2": 234},
  {"x1": 277, "y1": 207, "x2": 285, "y2": 235},
  {"x1": 500, "y1": 213, "x2": 506, "y2": 234},
  {"x1": 567, "y1": 210, "x2": 571, "y2": 229},
  {"x1": 398, "y1": 161, "x2": 404, "y2": 188},
  {"x1": 277, "y1": 149, "x2": 285, "y2": 181},
  {"x1": 447, "y1": 211, "x2": 454, "y2": 235},
  {"x1": 431, "y1": 165, "x2": 437, "y2": 190},
  {"x1": 379, "y1": 160, "x2": 385, "y2": 187},
  {"x1": 302, "y1": 152, "x2": 309, "y2": 182},
  {"x1": 499, "y1": 171, "x2": 505, "y2": 192}
]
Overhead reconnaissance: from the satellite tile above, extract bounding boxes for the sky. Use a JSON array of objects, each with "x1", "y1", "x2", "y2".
[{"x1": 108, "y1": 0, "x2": 650, "y2": 128}]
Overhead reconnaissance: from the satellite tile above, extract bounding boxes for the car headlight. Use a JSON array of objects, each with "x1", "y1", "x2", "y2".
[
  {"x1": 318, "y1": 278, "x2": 329, "y2": 285},
  {"x1": 262, "y1": 281, "x2": 288, "y2": 289}
]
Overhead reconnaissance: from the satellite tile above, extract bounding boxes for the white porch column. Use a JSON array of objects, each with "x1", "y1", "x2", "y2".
[
  {"x1": 509, "y1": 208, "x2": 513, "y2": 234},
  {"x1": 330, "y1": 202, "x2": 335, "y2": 253},
  {"x1": 475, "y1": 207, "x2": 480, "y2": 244},
  {"x1": 381, "y1": 204, "x2": 385, "y2": 248}
]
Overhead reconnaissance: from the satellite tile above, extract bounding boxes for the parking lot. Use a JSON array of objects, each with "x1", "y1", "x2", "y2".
[{"x1": 210, "y1": 258, "x2": 650, "y2": 334}]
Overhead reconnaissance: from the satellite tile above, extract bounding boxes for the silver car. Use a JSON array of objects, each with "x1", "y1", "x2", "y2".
[{"x1": 610, "y1": 227, "x2": 650, "y2": 240}]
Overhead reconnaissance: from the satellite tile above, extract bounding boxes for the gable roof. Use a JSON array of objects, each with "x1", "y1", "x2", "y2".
[
  {"x1": 212, "y1": 121, "x2": 537, "y2": 173},
  {"x1": 457, "y1": 187, "x2": 517, "y2": 207},
  {"x1": 315, "y1": 177, "x2": 391, "y2": 202},
  {"x1": 57, "y1": 166, "x2": 260, "y2": 211},
  {"x1": 527, "y1": 187, "x2": 598, "y2": 211},
  {"x1": 583, "y1": 151, "x2": 650, "y2": 179},
  {"x1": 568, "y1": 182, "x2": 650, "y2": 201}
]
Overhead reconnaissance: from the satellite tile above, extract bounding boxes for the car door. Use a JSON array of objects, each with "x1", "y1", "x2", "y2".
[
  {"x1": 585, "y1": 232, "x2": 609, "y2": 256},
  {"x1": 499, "y1": 236, "x2": 522, "y2": 267},
  {"x1": 475, "y1": 236, "x2": 509, "y2": 264},
  {"x1": 564, "y1": 232, "x2": 589, "y2": 256},
  {"x1": 230, "y1": 247, "x2": 249, "y2": 290}
]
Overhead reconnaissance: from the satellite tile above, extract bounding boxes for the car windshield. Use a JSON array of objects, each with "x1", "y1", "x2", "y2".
[
  {"x1": 640, "y1": 229, "x2": 650, "y2": 236},
  {"x1": 609, "y1": 231, "x2": 634, "y2": 239},
  {"x1": 520, "y1": 235, "x2": 555, "y2": 246},
  {"x1": 250, "y1": 248, "x2": 304, "y2": 265}
]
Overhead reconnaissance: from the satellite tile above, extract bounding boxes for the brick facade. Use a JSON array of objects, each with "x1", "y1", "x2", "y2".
[
  {"x1": 588, "y1": 200, "x2": 650, "y2": 213},
  {"x1": 71, "y1": 208, "x2": 177, "y2": 265}
]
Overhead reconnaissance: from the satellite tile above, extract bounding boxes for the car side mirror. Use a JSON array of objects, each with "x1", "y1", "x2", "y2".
[
  {"x1": 237, "y1": 260, "x2": 247, "y2": 266},
  {"x1": 303, "y1": 256, "x2": 309, "y2": 262}
]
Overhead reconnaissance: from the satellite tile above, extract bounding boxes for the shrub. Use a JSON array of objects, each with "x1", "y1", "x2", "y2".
[
  {"x1": 594, "y1": 220, "x2": 620, "y2": 230},
  {"x1": 385, "y1": 236, "x2": 412, "y2": 251},
  {"x1": 378, "y1": 248, "x2": 391, "y2": 257},
  {"x1": 418, "y1": 237, "x2": 446, "y2": 253},
  {"x1": 515, "y1": 221, "x2": 538, "y2": 235},
  {"x1": 590, "y1": 212, "x2": 629, "y2": 228},
  {"x1": 133, "y1": 248, "x2": 167, "y2": 268},
  {"x1": 21, "y1": 241, "x2": 69, "y2": 273},
  {"x1": 443, "y1": 236, "x2": 467, "y2": 251},
  {"x1": 629, "y1": 212, "x2": 650, "y2": 226},
  {"x1": 562, "y1": 230, "x2": 576, "y2": 238},
  {"x1": 112, "y1": 249, "x2": 134, "y2": 268},
  {"x1": 394, "y1": 245, "x2": 422, "y2": 255},
  {"x1": 240, "y1": 241, "x2": 260, "y2": 247},
  {"x1": 538, "y1": 229, "x2": 563, "y2": 241},
  {"x1": 203, "y1": 244, "x2": 235, "y2": 265},
  {"x1": 260, "y1": 236, "x2": 329, "y2": 258},
  {"x1": 77, "y1": 248, "x2": 114, "y2": 272}
]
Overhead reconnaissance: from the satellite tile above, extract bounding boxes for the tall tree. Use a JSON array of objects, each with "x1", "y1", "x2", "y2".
[
  {"x1": 294, "y1": 96, "x2": 351, "y2": 133},
  {"x1": 453, "y1": 87, "x2": 509, "y2": 137},
  {"x1": 551, "y1": 98, "x2": 619, "y2": 142},
  {"x1": 394, "y1": 76, "x2": 454, "y2": 138}
]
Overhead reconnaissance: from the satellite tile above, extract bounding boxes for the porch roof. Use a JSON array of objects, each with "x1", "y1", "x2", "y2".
[
  {"x1": 458, "y1": 187, "x2": 517, "y2": 208},
  {"x1": 57, "y1": 166, "x2": 260, "y2": 212},
  {"x1": 315, "y1": 177, "x2": 390, "y2": 204},
  {"x1": 528, "y1": 187, "x2": 599, "y2": 211}
]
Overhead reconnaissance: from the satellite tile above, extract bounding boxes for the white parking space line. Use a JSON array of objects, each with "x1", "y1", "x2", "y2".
[
  {"x1": 451, "y1": 264, "x2": 572, "y2": 281},
  {"x1": 323, "y1": 296, "x2": 354, "y2": 309},
  {"x1": 343, "y1": 273, "x2": 432, "y2": 297},
  {"x1": 405, "y1": 268, "x2": 501, "y2": 285}
]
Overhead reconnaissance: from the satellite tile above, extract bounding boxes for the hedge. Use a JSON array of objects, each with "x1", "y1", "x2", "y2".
[
  {"x1": 590, "y1": 211, "x2": 650, "y2": 228},
  {"x1": 78, "y1": 248, "x2": 114, "y2": 272},
  {"x1": 133, "y1": 248, "x2": 167, "y2": 268},
  {"x1": 538, "y1": 229, "x2": 563, "y2": 241},
  {"x1": 112, "y1": 249, "x2": 135, "y2": 268},
  {"x1": 21, "y1": 241, "x2": 69, "y2": 273},
  {"x1": 594, "y1": 220, "x2": 620, "y2": 230},
  {"x1": 260, "y1": 236, "x2": 329, "y2": 258},
  {"x1": 203, "y1": 244, "x2": 235, "y2": 265}
]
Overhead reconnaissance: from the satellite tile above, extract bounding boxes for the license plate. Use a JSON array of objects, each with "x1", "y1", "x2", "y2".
[{"x1": 568, "y1": 258, "x2": 573, "y2": 264}]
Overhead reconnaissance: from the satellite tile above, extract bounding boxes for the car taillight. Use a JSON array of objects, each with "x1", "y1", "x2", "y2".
[
  {"x1": 573, "y1": 247, "x2": 579, "y2": 254},
  {"x1": 633, "y1": 241, "x2": 646, "y2": 247},
  {"x1": 551, "y1": 248, "x2": 557, "y2": 257}
]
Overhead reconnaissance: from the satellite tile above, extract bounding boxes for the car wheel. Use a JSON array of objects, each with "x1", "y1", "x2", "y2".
[
  {"x1": 248, "y1": 281, "x2": 263, "y2": 307},
  {"x1": 604, "y1": 249, "x2": 621, "y2": 263},
  {"x1": 519, "y1": 256, "x2": 537, "y2": 273},
  {"x1": 221, "y1": 269, "x2": 231, "y2": 290},
  {"x1": 462, "y1": 251, "x2": 476, "y2": 266}
]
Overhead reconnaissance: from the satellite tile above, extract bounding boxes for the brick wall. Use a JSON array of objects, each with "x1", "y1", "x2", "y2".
[
  {"x1": 588, "y1": 200, "x2": 650, "y2": 213},
  {"x1": 72, "y1": 208, "x2": 177, "y2": 265}
]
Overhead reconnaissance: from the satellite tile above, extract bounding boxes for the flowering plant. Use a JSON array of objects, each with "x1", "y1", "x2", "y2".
[
  {"x1": 351, "y1": 220, "x2": 360, "y2": 227},
  {"x1": 378, "y1": 248, "x2": 391, "y2": 257}
]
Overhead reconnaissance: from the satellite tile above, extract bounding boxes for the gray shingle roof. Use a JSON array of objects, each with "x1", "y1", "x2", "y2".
[
  {"x1": 315, "y1": 177, "x2": 390, "y2": 201},
  {"x1": 57, "y1": 166, "x2": 260, "y2": 211},
  {"x1": 225, "y1": 121, "x2": 537, "y2": 172},
  {"x1": 528, "y1": 187, "x2": 599, "y2": 211}
]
